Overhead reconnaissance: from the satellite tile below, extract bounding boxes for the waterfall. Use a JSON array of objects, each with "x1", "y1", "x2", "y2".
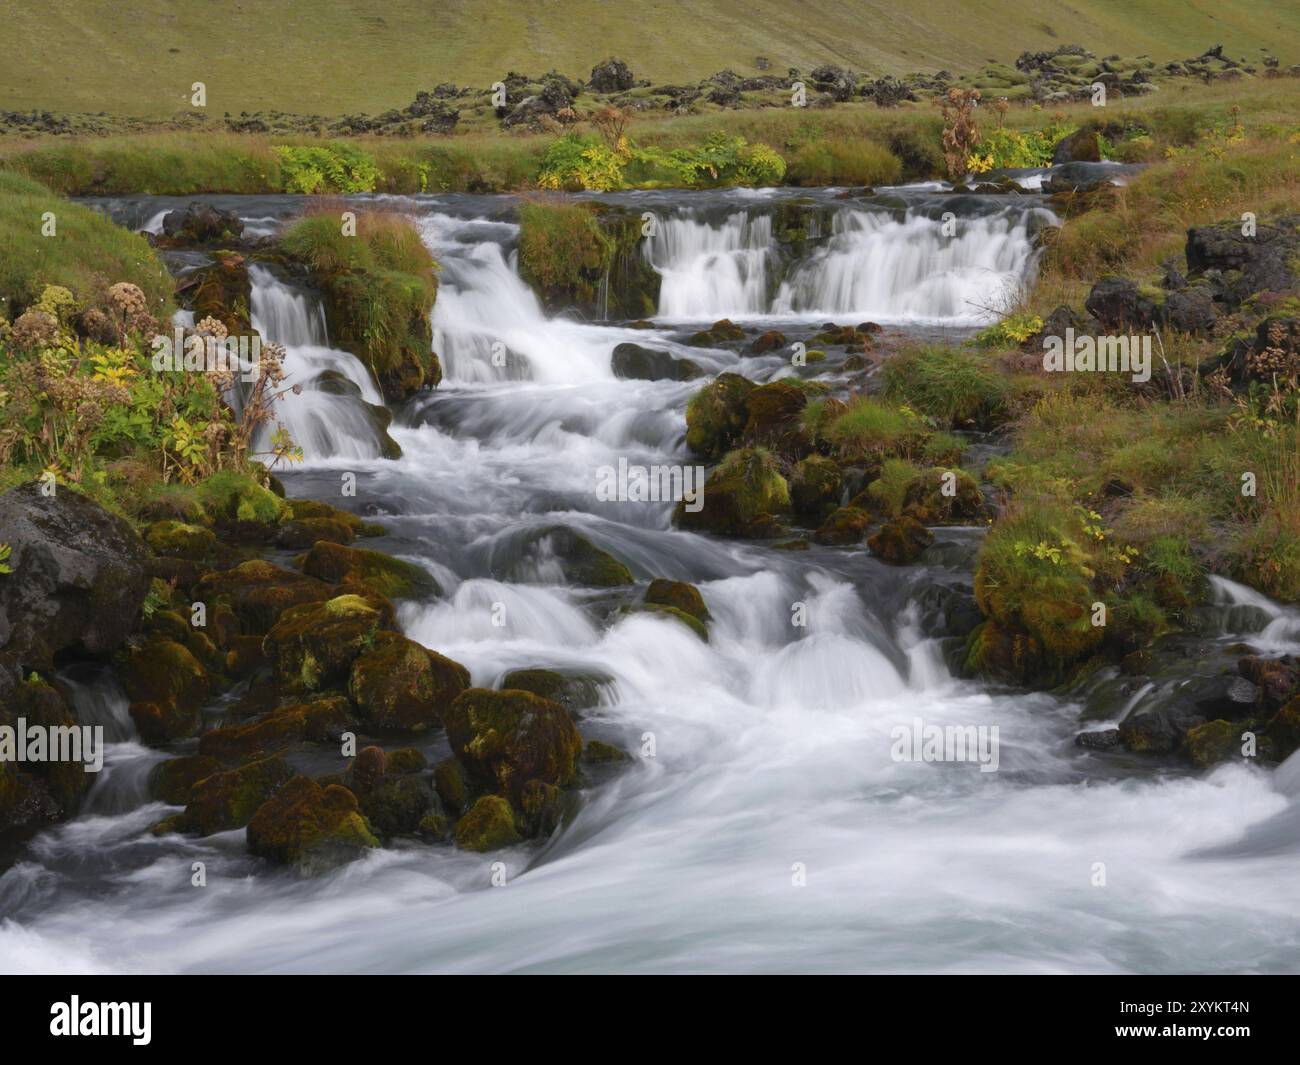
[
  {"x1": 649, "y1": 212, "x2": 774, "y2": 319},
  {"x1": 248, "y1": 264, "x2": 394, "y2": 462}
]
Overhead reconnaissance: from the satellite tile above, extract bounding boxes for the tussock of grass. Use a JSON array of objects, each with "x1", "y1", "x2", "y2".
[
  {"x1": 0, "y1": 170, "x2": 173, "y2": 318},
  {"x1": 881, "y1": 345, "x2": 1012, "y2": 429}
]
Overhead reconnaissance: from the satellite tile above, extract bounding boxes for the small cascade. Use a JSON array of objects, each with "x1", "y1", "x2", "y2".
[
  {"x1": 648, "y1": 212, "x2": 774, "y2": 319},
  {"x1": 248, "y1": 264, "x2": 393, "y2": 461}
]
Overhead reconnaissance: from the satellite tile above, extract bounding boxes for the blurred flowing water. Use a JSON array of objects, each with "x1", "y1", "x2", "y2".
[{"x1": 4, "y1": 179, "x2": 1299, "y2": 973}]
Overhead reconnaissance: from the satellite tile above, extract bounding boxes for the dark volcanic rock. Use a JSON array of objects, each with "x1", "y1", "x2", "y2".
[
  {"x1": 161, "y1": 202, "x2": 244, "y2": 244},
  {"x1": 0, "y1": 483, "x2": 149, "y2": 670},
  {"x1": 589, "y1": 57, "x2": 635, "y2": 93},
  {"x1": 611, "y1": 342, "x2": 704, "y2": 381}
]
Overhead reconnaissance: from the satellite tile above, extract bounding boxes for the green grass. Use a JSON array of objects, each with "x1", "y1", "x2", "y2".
[
  {"x1": 0, "y1": 170, "x2": 173, "y2": 319},
  {"x1": 3, "y1": 1, "x2": 1298, "y2": 116},
  {"x1": 881, "y1": 345, "x2": 1013, "y2": 429}
]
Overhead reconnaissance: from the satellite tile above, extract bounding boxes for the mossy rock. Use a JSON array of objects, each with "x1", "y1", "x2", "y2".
[
  {"x1": 583, "y1": 739, "x2": 628, "y2": 764},
  {"x1": 299, "y1": 540, "x2": 440, "y2": 599},
  {"x1": 433, "y1": 756, "x2": 473, "y2": 814},
  {"x1": 1268, "y1": 696, "x2": 1300, "y2": 761},
  {"x1": 815, "y1": 505, "x2": 872, "y2": 546},
  {"x1": 636, "y1": 603, "x2": 709, "y2": 640},
  {"x1": 177, "y1": 755, "x2": 295, "y2": 835},
  {"x1": 518, "y1": 527, "x2": 634, "y2": 587},
  {"x1": 867, "y1": 516, "x2": 933, "y2": 565},
  {"x1": 347, "y1": 631, "x2": 471, "y2": 732},
  {"x1": 963, "y1": 619, "x2": 1045, "y2": 683},
  {"x1": 742, "y1": 380, "x2": 812, "y2": 461},
  {"x1": 685, "y1": 372, "x2": 755, "y2": 459},
  {"x1": 790, "y1": 455, "x2": 842, "y2": 520},
  {"x1": 359, "y1": 774, "x2": 438, "y2": 836},
  {"x1": 687, "y1": 318, "x2": 747, "y2": 347},
  {"x1": 453, "y1": 794, "x2": 522, "y2": 852},
  {"x1": 749, "y1": 329, "x2": 787, "y2": 355},
  {"x1": 144, "y1": 520, "x2": 219, "y2": 561},
  {"x1": 644, "y1": 578, "x2": 710, "y2": 624},
  {"x1": 148, "y1": 754, "x2": 222, "y2": 805},
  {"x1": 274, "y1": 516, "x2": 356, "y2": 549},
  {"x1": 246, "y1": 775, "x2": 379, "y2": 873},
  {"x1": 901, "y1": 468, "x2": 986, "y2": 525},
  {"x1": 198, "y1": 696, "x2": 354, "y2": 761},
  {"x1": 443, "y1": 688, "x2": 583, "y2": 804},
  {"x1": 4, "y1": 677, "x2": 91, "y2": 816},
  {"x1": 1183, "y1": 719, "x2": 1249, "y2": 769},
  {"x1": 193, "y1": 560, "x2": 334, "y2": 635},
  {"x1": 123, "y1": 638, "x2": 210, "y2": 743},
  {"x1": 285, "y1": 498, "x2": 378, "y2": 536},
  {"x1": 675, "y1": 447, "x2": 791, "y2": 538},
  {"x1": 386, "y1": 747, "x2": 428, "y2": 775},
  {"x1": 498, "y1": 667, "x2": 610, "y2": 715},
  {"x1": 194, "y1": 471, "x2": 288, "y2": 534},
  {"x1": 263, "y1": 594, "x2": 386, "y2": 694}
]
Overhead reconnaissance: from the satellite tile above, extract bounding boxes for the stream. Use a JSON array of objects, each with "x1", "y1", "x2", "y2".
[{"x1": 3, "y1": 173, "x2": 1299, "y2": 973}]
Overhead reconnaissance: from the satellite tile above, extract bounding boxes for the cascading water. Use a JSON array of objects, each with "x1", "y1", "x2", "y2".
[
  {"x1": 248, "y1": 264, "x2": 393, "y2": 461},
  {"x1": 7, "y1": 185, "x2": 1300, "y2": 974},
  {"x1": 650, "y1": 211, "x2": 775, "y2": 319}
]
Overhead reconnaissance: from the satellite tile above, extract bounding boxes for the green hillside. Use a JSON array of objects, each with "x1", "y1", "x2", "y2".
[{"x1": 2, "y1": 0, "x2": 1298, "y2": 116}]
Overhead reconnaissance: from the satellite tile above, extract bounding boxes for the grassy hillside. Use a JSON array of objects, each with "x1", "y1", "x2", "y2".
[{"x1": 2, "y1": 0, "x2": 1298, "y2": 116}]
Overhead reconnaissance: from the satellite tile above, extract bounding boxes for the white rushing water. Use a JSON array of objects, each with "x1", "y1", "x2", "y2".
[{"x1": 4, "y1": 190, "x2": 1300, "y2": 974}]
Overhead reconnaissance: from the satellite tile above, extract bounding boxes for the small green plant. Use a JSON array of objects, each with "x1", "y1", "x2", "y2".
[
  {"x1": 0, "y1": 542, "x2": 12, "y2": 575},
  {"x1": 274, "y1": 144, "x2": 381, "y2": 194}
]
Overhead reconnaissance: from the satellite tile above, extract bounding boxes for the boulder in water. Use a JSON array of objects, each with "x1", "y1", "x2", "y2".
[
  {"x1": 246, "y1": 775, "x2": 379, "y2": 873},
  {"x1": 175, "y1": 755, "x2": 296, "y2": 835},
  {"x1": 675, "y1": 447, "x2": 791, "y2": 538},
  {"x1": 443, "y1": 688, "x2": 583, "y2": 805},
  {"x1": 454, "y1": 794, "x2": 522, "y2": 851},
  {"x1": 264, "y1": 594, "x2": 387, "y2": 694},
  {"x1": 815, "y1": 505, "x2": 872, "y2": 546},
  {"x1": 644, "y1": 579, "x2": 710, "y2": 625},
  {"x1": 193, "y1": 559, "x2": 334, "y2": 635},
  {"x1": 148, "y1": 754, "x2": 223, "y2": 805},
  {"x1": 299, "y1": 540, "x2": 439, "y2": 600},
  {"x1": 123, "y1": 637, "x2": 211, "y2": 743},
  {"x1": 611, "y1": 342, "x2": 704, "y2": 381},
  {"x1": 499, "y1": 667, "x2": 610, "y2": 715},
  {"x1": 685, "y1": 372, "x2": 755, "y2": 460},
  {"x1": 790, "y1": 455, "x2": 843, "y2": 522},
  {"x1": 161, "y1": 202, "x2": 245, "y2": 245},
  {"x1": 347, "y1": 631, "x2": 470, "y2": 732},
  {"x1": 867, "y1": 516, "x2": 933, "y2": 564}
]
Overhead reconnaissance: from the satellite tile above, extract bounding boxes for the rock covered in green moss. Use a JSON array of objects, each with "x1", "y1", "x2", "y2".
[
  {"x1": 148, "y1": 754, "x2": 221, "y2": 805},
  {"x1": 144, "y1": 520, "x2": 220, "y2": 561},
  {"x1": 123, "y1": 637, "x2": 210, "y2": 743},
  {"x1": 498, "y1": 667, "x2": 610, "y2": 715},
  {"x1": 443, "y1": 687, "x2": 583, "y2": 804},
  {"x1": 359, "y1": 773, "x2": 440, "y2": 836},
  {"x1": 264, "y1": 593, "x2": 386, "y2": 693},
  {"x1": 194, "y1": 471, "x2": 288, "y2": 533},
  {"x1": 177, "y1": 755, "x2": 295, "y2": 835},
  {"x1": 644, "y1": 579, "x2": 710, "y2": 624},
  {"x1": 611, "y1": 342, "x2": 704, "y2": 381},
  {"x1": 790, "y1": 455, "x2": 843, "y2": 520},
  {"x1": 299, "y1": 540, "x2": 439, "y2": 599},
  {"x1": 638, "y1": 603, "x2": 709, "y2": 640},
  {"x1": 583, "y1": 739, "x2": 628, "y2": 764},
  {"x1": 246, "y1": 775, "x2": 379, "y2": 872},
  {"x1": 685, "y1": 372, "x2": 755, "y2": 459},
  {"x1": 193, "y1": 560, "x2": 334, "y2": 635},
  {"x1": 347, "y1": 631, "x2": 470, "y2": 731},
  {"x1": 867, "y1": 516, "x2": 933, "y2": 564},
  {"x1": 454, "y1": 795, "x2": 521, "y2": 851},
  {"x1": 742, "y1": 380, "x2": 812, "y2": 461},
  {"x1": 901, "y1": 468, "x2": 986, "y2": 525},
  {"x1": 675, "y1": 447, "x2": 790, "y2": 538},
  {"x1": 433, "y1": 756, "x2": 473, "y2": 814},
  {"x1": 198, "y1": 696, "x2": 354, "y2": 761},
  {"x1": 516, "y1": 527, "x2": 634, "y2": 587},
  {"x1": 815, "y1": 505, "x2": 872, "y2": 546}
]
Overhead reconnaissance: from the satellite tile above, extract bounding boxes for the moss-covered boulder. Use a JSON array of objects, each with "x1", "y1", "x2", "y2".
[
  {"x1": 123, "y1": 638, "x2": 210, "y2": 743},
  {"x1": 644, "y1": 579, "x2": 710, "y2": 624},
  {"x1": 687, "y1": 319, "x2": 746, "y2": 346},
  {"x1": 675, "y1": 448, "x2": 791, "y2": 538},
  {"x1": 815, "y1": 505, "x2": 872, "y2": 546},
  {"x1": 299, "y1": 540, "x2": 439, "y2": 600},
  {"x1": 274, "y1": 516, "x2": 356, "y2": 549},
  {"x1": 790, "y1": 455, "x2": 843, "y2": 521},
  {"x1": 198, "y1": 696, "x2": 354, "y2": 761},
  {"x1": 246, "y1": 775, "x2": 379, "y2": 873},
  {"x1": 177, "y1": 755, "x2": 295, "y2": 835},
  {"x1": 193, "y1": 560, "x2": 333, "y2": 635},
  {"x1": 359, "y1": 773, "x2": 439, "y2": 836},
  {"x1": 347, "y1": 632, "x2": 470, "y2": 731},
  {"x1": 742, "y1": 380, "x2": 813, "y2": 461},
  {"x1": 516, "y1": 527, "x2": 634, "y2": 586},
  {"x1": 611, "y1": 342, "x2": 704, "y2": 381},
  {"x1": 443, "y1": 688, "x2": 583, "y2": 804},
  {"x1": 453, "y1": 795, "x2": 522, "y2": 851},
  {"x1": 144, "y1": 520, "x2": 219, "y2": 561},
  {"x1": 963, "y1": 619, "x2": 1045, "y2": 682},
  {"x1": 901, "y1": 468, "x2": 986, "y2": 525},
  {"x1": 498, "y1": 668, "x2": 611, "y2": 715},
  {"x1": 263, "y1": 594, "x2": 386, "y2": 694},
  {"x1": 148, "y1": 754, "x2": 222, "y2": 805},
  {"x1": 285, "y1": 498, "x2": 382, "y2": 537},
  {"x1": 1268, "y1": 695, "x2": 1300, "y2": 761},
  {"x1": 194, "y1": 471, "x2": 288, "y2": 535},
  {"x1": 685, "y1": 373, "x2": 755, "y2": 459},
  {"x1": 433, "y1": 756, "x2": 473, "y2": 814},
  {"x1": 638, "y1": 603, "x2": 709, "y2": 640},
  {"x1": 867, "y1": 516, "x2": 933, "y2": 564},
  {"x1": 1184, "y1": 719, "x2": 1251, "y2": 768},
  {"x1": 583, "y1": 739, "x2": 628, "y2": 764}
]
